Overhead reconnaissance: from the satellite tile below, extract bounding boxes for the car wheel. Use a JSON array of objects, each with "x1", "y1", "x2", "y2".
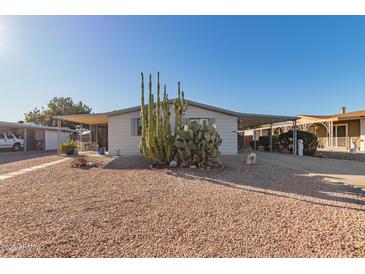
[{"x1": 12, "y1": 143, "x2": 21, "y2": 152}]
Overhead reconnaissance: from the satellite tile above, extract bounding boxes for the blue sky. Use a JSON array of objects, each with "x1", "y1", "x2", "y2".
[{"x1": 1, "y1": 16, "x2": 365, "y2": 121}]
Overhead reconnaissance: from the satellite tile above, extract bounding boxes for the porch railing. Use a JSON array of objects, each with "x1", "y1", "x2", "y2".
[
  {"x1": 317, "y1": 137, "x2": 361, "y2": 151},
  {"x1": 76, "y1": 141, "x2": 97, "y2": 152}
]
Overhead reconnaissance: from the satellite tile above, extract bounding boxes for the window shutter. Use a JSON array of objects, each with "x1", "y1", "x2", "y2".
[{"x1": 131, "y1": 118, "x2": 136, "y2": 136}]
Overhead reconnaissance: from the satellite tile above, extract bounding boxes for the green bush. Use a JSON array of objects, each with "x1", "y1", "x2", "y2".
[
  {"x1": 279, "y1": 130, "x2": 318, "y2": 155},
  {"x1": 175, "y1": 121, "x2": 222, "y2": 168},
  {"x1": 60, "y1": 141, "x2": 77, "y2": 155},
  {"x1": 258, "y1": 135, "x2": 280, "y2": 151},
  {"x1": 250, "y1": 140, "x2": 256, "y2": 150}
]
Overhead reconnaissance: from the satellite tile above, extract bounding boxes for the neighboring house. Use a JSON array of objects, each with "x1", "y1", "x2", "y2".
[
  {"x1": 247, "y1": 107, "x2": 365, "y2": 153},
  {"x1": 55, "y1": 99, "x2": 294, "y2": 156},
  {"x1": 0, "y1": 121, "x2": 76, "y2": 152}
]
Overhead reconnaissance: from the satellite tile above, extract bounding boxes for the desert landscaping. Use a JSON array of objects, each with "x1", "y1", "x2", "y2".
[{"x1": 1, "y1": 153, "x2": 365, "y2": 258}]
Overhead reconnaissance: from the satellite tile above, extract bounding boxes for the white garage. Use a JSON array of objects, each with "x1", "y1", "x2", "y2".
[{"x1": 45, "y1": 130, "x2": 71, "y2": 151}]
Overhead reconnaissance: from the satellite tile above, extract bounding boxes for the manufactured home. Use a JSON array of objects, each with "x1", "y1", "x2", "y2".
[{"x1": 55, "y1": 99, "x2": 294, "y2": 156}]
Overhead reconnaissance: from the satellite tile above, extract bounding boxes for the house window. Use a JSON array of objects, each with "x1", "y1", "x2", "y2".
[
  {"x1": 188, "y1": 118, "x2": 216, "y2": 125},
  {"x1": 136, "y1": 118, "x2": 142, "y2": 136},
  {"x1": 131, "y1": 118, "x2": 142, "y2": 136}
]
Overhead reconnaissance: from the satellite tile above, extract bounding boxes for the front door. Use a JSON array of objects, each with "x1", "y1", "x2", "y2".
[{"x1": 333, "y1": 124, "x2": 347, "y2": 147}]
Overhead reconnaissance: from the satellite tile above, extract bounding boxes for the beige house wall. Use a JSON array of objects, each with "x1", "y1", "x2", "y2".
[
  {"x1": 306, "y1": 120, "x2": 360, "y2": 138},
  {"x1": 333, "y1": 120, "x2": 360, "y2": 137}
]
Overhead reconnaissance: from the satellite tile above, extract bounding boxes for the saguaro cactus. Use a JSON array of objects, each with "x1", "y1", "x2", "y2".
[
  {"x1": 139, "y1": 72, "x2": 174, "y2": 164},
  {"x1": 173, "y1": 81, "x2": 188, "y2": 136}
]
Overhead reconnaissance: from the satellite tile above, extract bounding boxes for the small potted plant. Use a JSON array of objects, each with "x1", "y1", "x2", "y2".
[
  {"x1": 60, "y1": 141, "x2": 77, "y2": 155},
  {"x1": 97, "y1": 145, "x2": 105, "y2": 155}
]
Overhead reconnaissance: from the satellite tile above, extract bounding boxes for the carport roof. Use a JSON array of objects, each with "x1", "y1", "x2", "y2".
[
  {"x1": 53, "y1": 114, "x2": 109, "y2": 125},
  {"x1": 237, "y1": 113, "x2": 296, "y2": 129},
  {"x1": 0, "y1": 121, "x2": 77, "y2": 132}
]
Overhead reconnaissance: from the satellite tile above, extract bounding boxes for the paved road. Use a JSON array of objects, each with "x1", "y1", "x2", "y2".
[
  {"x1": 0, "y1": 151, "x2": 56, "y2": 164},
  {"x1": 256, "y1": 151, "x2": 365, "y2": 188}
]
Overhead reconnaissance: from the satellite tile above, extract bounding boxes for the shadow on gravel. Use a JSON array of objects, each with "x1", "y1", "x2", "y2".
[
  {"x1": 104, "y1": 155, "x2": 151, "y2": 170},
  {"x1": 170, "y1": 155, "x2": 365, "y2": 212}
]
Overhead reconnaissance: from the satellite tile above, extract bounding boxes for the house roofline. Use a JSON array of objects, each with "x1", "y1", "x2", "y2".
[
  {"x1": 106, "y1": 99, "x2": 296, "y2": 120},
  {"x1": 54, "y1": 99, "x2": 296, "y2": 128}
]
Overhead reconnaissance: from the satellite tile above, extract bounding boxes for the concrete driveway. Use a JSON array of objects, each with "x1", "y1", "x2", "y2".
[
  {"x1": 256, "y1": 151, "x2": 365, "y2": 189},
  {"x1": 0, "y1": 151, "x2": 56, "y2": 164}
]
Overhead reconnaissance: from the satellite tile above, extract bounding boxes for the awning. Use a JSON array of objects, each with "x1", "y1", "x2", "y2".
[
  {"x1": 238, "y1": 113, "x2": 296, "y2": 129},
  {"x1": 54, "y1": 114, "x2": 108, "y2": 125}
]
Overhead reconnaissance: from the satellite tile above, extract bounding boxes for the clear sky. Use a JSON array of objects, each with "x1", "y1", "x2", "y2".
[{"x1": 1, "y1": 16, "x2": 365, "y2": 122}]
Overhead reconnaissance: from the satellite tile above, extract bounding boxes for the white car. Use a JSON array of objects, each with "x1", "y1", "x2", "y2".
[{"x1": 0, "y1": 132, "x2": 24, "y2": 151}]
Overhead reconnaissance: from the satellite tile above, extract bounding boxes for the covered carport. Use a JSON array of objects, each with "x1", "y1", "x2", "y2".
[
  {"x1": 54, "y1": 113, "x2": 109, "y2": 154},
  {"x1": 237, "y1": 113, "x2": 298, "y2": 154},
  {"x1": 0, "y1": 121, "x2": 75, "y2": 152}
]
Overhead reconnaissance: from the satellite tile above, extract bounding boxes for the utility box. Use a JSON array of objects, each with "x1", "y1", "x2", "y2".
[
  {"x1": 350, "y1": 139, "x2": 357, "y2": 154},
  {"x1": 298, "y1": 139, "x2": 304, "y2": 156}
]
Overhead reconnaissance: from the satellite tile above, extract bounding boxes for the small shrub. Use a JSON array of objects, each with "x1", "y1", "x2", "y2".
[
  {"x1": 258, "y1": 135, "x2": 280, "y2": 151},
  {"x1": 175, "y1": 121, "x2": 222, "y2": 168},
  {"x1": 60, "y1": 141, "x2": 77, "y2": 155},
  {"x1": 279, "y1": 130, "x2": 318, "y2": 155},
  {"x1": 250, "y1": 140, "x2": 256, "y2": 150}
]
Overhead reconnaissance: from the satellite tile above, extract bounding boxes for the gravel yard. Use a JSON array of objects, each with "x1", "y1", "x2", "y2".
[{"x1": 0, "y1": 154, "x2": 365, "y2": 257}]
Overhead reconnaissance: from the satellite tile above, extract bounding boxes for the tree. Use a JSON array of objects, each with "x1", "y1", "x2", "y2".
[{"x1": 24, "y1": 97, "x2": 92, "y2": 129}]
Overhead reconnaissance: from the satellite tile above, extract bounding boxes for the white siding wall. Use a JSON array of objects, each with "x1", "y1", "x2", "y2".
[
  {"x1": 108, "y1": 110, "x2": 141, "y2": 155},
  {"x1": 169, "y1": 105, "x2": 237, "y2": 155},
  {"x1": 108, "y1": 104, "x2": 238, "y2": 156}
]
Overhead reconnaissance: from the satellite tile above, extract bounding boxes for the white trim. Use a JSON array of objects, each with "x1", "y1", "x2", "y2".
[{"x1": 360, "y1": 119, "x2": 365, "y2": 152}]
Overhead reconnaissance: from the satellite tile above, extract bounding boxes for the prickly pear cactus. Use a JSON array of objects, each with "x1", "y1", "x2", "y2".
[{"x1": 174, "y1": 121, "x2": 222, "y2": 168}]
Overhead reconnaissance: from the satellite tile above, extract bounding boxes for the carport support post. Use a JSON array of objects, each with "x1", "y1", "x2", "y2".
[
  {"x1": 269, "y1": 123, "x2": 273, "y2": 152},
  {"x1": 253, "y1": 128, "x2": 257, "y2": 151},
  {"x1": 95, "y1": 125, "x2": 98, "y2": 147},
  {"x1": 57, "y1": 119, "x2": 61, "y2": 155},
  {"x1": 292, "y1": 120, "x2": 297, "y2": 155},
  {"x1": 80, "y1": 124, "x2": 83, "y2": 143}
]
